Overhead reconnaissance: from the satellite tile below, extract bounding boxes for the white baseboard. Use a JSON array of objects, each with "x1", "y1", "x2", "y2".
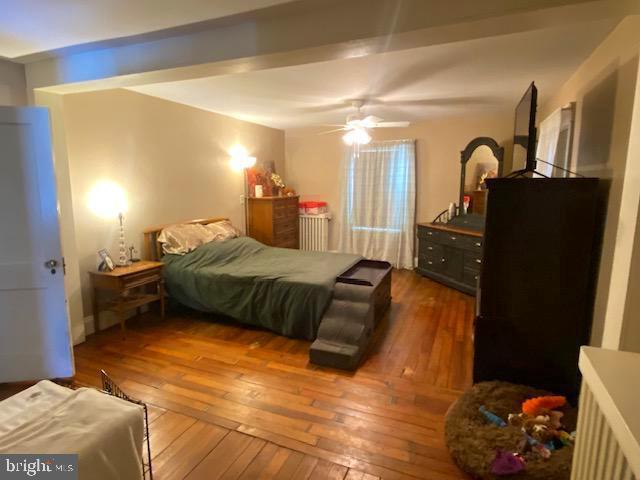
[{"x1": 71, "y1": 321, "x2": 86, "y2": 346}]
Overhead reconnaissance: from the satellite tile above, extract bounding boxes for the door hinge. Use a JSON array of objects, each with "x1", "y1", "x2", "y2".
[{"x1": 63, "y1": 256, "x2": 67, "y2": 275}]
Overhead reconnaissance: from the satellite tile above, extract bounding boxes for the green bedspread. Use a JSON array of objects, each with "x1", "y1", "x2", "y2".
[{"x1": 162, "y1": 237, "x2": 361, "y2": 340}]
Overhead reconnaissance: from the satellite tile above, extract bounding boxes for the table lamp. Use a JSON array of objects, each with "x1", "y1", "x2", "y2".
[{"x1": 87, "y1": 180, "x2": 130, "y2": 267}]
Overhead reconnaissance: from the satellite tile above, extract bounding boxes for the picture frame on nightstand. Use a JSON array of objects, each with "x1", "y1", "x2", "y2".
[{"x1": 98, "y1": 249, "x2": 115, "y2": 272}]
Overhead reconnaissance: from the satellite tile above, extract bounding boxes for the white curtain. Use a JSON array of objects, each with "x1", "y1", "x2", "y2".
[
  {"x1": 536, "y1": 108, "x2": 563, "y2": 177},
  {"x1": 337, "y1": 139, "x2": 416, "y2": 269}
]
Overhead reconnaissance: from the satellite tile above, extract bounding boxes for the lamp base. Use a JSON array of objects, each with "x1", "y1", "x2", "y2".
[{"x1": 116, "y1": 260, "x2": 132, "y2": 268}]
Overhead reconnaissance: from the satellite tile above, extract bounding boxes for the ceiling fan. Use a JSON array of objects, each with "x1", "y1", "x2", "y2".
[{"x1": 322, "y1": 100, "x2": 410, "y2": 145}]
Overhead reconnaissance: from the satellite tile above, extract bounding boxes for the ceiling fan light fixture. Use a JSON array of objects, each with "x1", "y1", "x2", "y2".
[{"x1": 343, "y1": 127, "x2": 371, "y2": 146}]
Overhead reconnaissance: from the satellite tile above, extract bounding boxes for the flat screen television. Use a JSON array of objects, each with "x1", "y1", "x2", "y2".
[{"x1": 511, "y1": 82, "x2": 538, "y2": 173}]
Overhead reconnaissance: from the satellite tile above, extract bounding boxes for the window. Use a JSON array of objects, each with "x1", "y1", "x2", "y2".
[{"x1": 338, "y1": 140, "x2": 416, "y2": 268}]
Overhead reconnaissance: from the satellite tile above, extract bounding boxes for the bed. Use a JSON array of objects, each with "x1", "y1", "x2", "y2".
[{"x1": 143, "y1": 217, "x2": 391, "y2": 368}]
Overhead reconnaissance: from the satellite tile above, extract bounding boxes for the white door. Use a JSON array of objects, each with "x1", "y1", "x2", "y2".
[{"x1": 0, "y1": 106, "x2": 74, "y2": 382}]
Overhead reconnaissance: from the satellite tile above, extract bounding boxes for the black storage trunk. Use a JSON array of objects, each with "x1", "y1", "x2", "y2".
[{"x1": 473, "y1": 177, "x2": 601, "y2": 402}]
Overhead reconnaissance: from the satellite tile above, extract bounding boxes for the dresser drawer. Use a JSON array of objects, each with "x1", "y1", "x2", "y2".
[
  {"x1": 463, "y1": 267, "x2": 480, "y2": 288},
  {"x1": 464, "y1": 251, "x2": 483, "y2": 269},
  {"x1": 287, "y1": 203, "x2": 298, "y2": 216},
  {"x1": 417, "y1": 226, "x2": 441, "y2": 241},
  {"x1": 440, "y1": 231, "x2": 466, "y2": 247},
  {"x1": 274, "y1": 206, "x2": 296, "y2": 221},
  {"x1": 121, "y1": 268, "x2": 162, "y2": 289},
  {"x1": 419, "y1": 239, "x2": 444, "y2": 257},
  {"x1": 274, "y1": 219, "x2": 297, "y2": 236},
  {"x1": 419, "y1": 254, "x2": 444, "y2": 272},
  {"x1": 275, "y1": 230, "x2": 298, "y2": 248},
  {"x1": 460, "y1": 236, "x2": 483, "y2": 251}
]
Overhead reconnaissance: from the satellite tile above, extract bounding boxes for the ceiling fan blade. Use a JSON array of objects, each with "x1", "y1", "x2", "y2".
[
  {"x1": 363, "y1": 115, "x2": 383, "y2": 124},
  {"x1": 374, "y1": 121, "x2": 411, "y2": 128},
  {"x1": 318, "y1": 127, "x2": 348, "y2": 135}
]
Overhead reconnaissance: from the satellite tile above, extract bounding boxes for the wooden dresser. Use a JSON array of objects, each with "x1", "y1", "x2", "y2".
[
  {"x1": 247, "y1": 196, "x2": 299, "y2": 248},
  {"x1": 416, "y1": 217, "x2": 484, "y2": 295}
]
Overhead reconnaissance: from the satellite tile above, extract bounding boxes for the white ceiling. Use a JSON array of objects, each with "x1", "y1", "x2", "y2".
[
  {"x1": 128, "y1": 19, "x2": 617, "y2": 129},
  {"x1": 0, "y1": 0, "x2": 294, "y2": 58}
]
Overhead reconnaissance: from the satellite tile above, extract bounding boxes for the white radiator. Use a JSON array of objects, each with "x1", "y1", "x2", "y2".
[
  {"x1": 571, "y1": 347, "x2": 640, "y2": 480},
  {"x1": 299, "y1": 214, "x2": 331, "y2": 251}
]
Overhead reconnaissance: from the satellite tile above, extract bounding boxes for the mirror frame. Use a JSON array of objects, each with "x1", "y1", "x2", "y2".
[{"x1": 459, "y1": 137, "x2": 504, "y2": 209}]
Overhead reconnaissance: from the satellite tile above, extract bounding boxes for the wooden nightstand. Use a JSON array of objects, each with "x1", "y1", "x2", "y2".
[{"x1": 90, "y1": 260, "x2": 165, "y2": 334}]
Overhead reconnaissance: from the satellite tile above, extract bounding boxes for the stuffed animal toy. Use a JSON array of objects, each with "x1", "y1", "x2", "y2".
[
  {"x1": 507, "y1": 409, "x2": 565, "y2": 443},
  {"x1": 522, "y1": 395, "x2": 566, "y2": 416}
]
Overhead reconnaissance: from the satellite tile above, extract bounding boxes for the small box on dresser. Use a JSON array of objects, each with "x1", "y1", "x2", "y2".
[{"x1": 247, "y1": 196, "x2": 299, "y2": 248}]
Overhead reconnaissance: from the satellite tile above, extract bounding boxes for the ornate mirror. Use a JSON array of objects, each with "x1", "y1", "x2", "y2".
[{"x1": 459, "y1": 137, "x2": 504, "y2": 215}]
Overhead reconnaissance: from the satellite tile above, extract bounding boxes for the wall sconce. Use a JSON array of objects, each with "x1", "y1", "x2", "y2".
[
  {"x1": 87, "y1": 180, "x2": 130, "y2": 267},
  {"x1": 229, "y1": 145, "x2": 256, "y2": 171}
]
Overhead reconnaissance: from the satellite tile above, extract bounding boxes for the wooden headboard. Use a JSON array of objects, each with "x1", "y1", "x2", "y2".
[{"x1": 142, "y1": 216, "x2": 229, "y2": 261}]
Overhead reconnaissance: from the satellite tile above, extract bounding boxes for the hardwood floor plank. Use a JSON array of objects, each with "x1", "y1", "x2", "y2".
[
  {"x1": 218, "y1": 437, "x2": 266, "y2": 480},
  {"x1": 65, "y1": 270, "x2": 471, "y2": 480},
  {"x1": 237, "y1": 443, "x2": 280, "y2": 479},
  {"x1": 345, "y1": 470, "x2": 365, "y2": 480},
  {"x1": 290, "y1": 455, "x2": 319, "y2": 480},
  {"x1": 256, "y1": 447, "x2": 292, "y2": 479},
  {"x1": 153, "y1": 420, "x2": 228, "y2": 479},
  {"x1": 186, "y1": 431, "x2": 254, "y2": 480},
  {"x1": 316, "y1": 438, "x2": 458, "y2": 480},
  {"x1": 149, "y1": 411, "x2": 197, "y2": 459},
  {"x1": 235, "y1": 425, "x2": 421, "y2": 480},
  {"x1": 308, "y1": 423, "x2": 411, "y2": 462},
  {"x1": 274, "y1": 450, "x2": 305, "y2": 479},
  {"x1": 308, "y1": 460, "x2": 348, "y2": 480}
]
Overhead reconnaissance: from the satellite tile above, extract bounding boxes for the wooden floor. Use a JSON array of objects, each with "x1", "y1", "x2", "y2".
[{"x1": 15, "y1": 270, "x2": 475, "y2": 479}]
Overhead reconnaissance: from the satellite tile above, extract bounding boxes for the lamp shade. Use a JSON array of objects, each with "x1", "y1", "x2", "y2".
[{"x1": 87, "y1": 180, "x2": 128, "y2": 219}]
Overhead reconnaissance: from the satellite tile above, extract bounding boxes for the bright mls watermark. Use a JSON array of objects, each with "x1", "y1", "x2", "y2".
[{"x1": 0, "y1": 455, "x2": 77, "y2": 479}]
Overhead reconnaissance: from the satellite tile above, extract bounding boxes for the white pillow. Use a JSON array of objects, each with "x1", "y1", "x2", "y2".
[
  {"x1": 204, "y1": 220, "x2": 242, "y2": 242},
  {"x1": 158, "y1": 224, "x2": 214, "y2": 255}
]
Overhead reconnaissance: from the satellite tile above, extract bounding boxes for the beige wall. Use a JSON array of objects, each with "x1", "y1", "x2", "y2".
[
  {"x1": 540, "y1": 16, "x2": 640, "y2": 350},
  {"x1": 285, "y1": 112, "x2": 513, "y2": 250},
  {"x1": 62, "y1": 89, "x2": 284, "y2": 324},
  {"x1": 0, "y1": 59, "x2": 26, "y2": 105}
]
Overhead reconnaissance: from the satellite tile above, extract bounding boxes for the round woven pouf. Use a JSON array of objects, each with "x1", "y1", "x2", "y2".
[{"x1": 444, "y1": 381, "x2": 577, "y2": 480}]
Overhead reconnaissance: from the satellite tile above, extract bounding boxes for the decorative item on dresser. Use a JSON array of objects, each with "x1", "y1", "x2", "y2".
[
  {"x1": 247, "y1": 195, "x2": 299, "y2": 248},
  {"x1": 90, "y1": 260, "x2": 165, "y2": 334},
  {"x1": 416, "y1": 217, "x2": 484, "y2": 296}
]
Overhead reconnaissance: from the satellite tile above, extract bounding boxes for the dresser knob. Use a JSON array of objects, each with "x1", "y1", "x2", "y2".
[
  {"x1": 441, "y1": 258, "x2": 446, "y2": 263},
  {"x1": 427, "y1": 232, "x2": 433, "y2": 236},
  {"x1": 427, "y1": 246, "x2": 433, "y2": 251},
  {"x1": 475, "y1": 242, "x2": 481, "y2": 247},
  {"x1": 427, "y1": 261, "x2": 433, "y2": 265},
  {"x1": 450, "y1": 236, "x2": 457, "y2": 241},
  {"x1": 475, "y1": 258, "x2": 482, "y2": 264},
  {"x1": 474, "y1": 275, "x2": 479, "y2": 280}
]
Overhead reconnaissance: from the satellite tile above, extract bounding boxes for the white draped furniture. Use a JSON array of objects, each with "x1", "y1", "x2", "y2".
[{"x1": 0, "y1": 380, "x2": 145, "y2": 480}]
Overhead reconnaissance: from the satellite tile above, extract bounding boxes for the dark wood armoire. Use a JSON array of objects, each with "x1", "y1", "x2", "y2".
[{"x1": 473, "y1": 177, "x2": 601, "y2": 402}]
